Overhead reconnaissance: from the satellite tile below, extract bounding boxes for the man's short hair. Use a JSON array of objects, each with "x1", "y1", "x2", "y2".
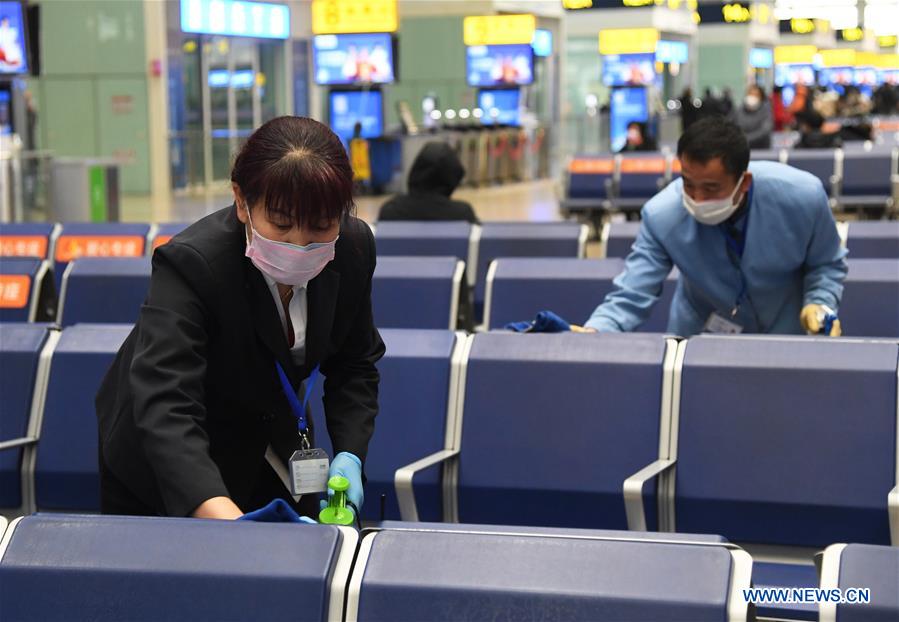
[{"x1": 676, "y1": 115, "x2": 750, "y2": 180}]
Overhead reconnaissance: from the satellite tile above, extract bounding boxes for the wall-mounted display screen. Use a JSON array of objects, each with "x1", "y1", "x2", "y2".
[
  {"x1": 602, "y1": 53, "x2": 656, "y2": 87},
  {"x1": 313, "y1": 32, "x2": 395, "y2": 85},
  {"x1": 0, "y1": 1, "x2": 30, "y2": 75},
  {"x1": 180, "y1": 0, "x2": 289, "y2": 39},
  {"x1": 0, "y1": 87, "x2": 11, "y2": 135},
  {"x1": 329, "y1": 90, "x2": 383, "y2": 144},
  {"x1": 610, "y1": 87, "x2": 648, "y2": 153},
  {"x1": 478, "y1": 88, "x2": 521, "y2": 126},
  {"x1": 655, "y1": 40, "x2": 688, "y2": 65},
  {"x1": 749, "y1": 47, "x2": 773, "y2": 69},
  {"x1": 466, "y1": 43, "x2": 534, "y2": 87},
  {"x1": 532, "y1": 29, "x2": 552, "y2": 57}
]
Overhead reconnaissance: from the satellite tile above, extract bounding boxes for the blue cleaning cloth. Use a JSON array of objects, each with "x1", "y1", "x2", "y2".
[
  {"x1": 505, "y1": 310, "x2": 572, "y2": 333},
  {"x1": 238, "y1": 498, "x2": 317, "y2": 523}
]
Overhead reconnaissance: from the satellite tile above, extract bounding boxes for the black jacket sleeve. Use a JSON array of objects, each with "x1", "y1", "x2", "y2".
[
  {"x1": 129, "y1": 243, "x2": 230, "y2": 516},
  {"x1": 320, "y1": 224, "x2": 385, "y2": 464}
]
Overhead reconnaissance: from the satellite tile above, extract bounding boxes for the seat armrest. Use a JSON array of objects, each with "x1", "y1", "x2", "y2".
[
  {"x1": 888, "y1": 485, "x2": 898, "y2": 546},
  {"x1": 623, "y1": 458, "x2": 676, "y2": 531},
  {"x1": 395, "y1": 449, "x2": 460, "y2": 522},
  {"x1": 0, "y1": 437, "x2": 37, "y2": 452}
]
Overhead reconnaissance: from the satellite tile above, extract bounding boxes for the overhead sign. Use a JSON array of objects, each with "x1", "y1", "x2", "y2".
[
  {"x1": 877, "y1": 35, "x2": 898, "y2": 49},
  {"x1": 311, "y1": 0, "x2": 397, "y2": 35},
  {"x1": 180, "y1": 0, "x2": 290, "y2": 39},
  {"x1": 599, "y1": 28, "x2": 659, "y2": 55},
  {"x1": 779, "y1": 18, "x2": 829, "y2": 36},
  {"x1": 749, "y1": 47, "x2": 774, "y2": 69},
  {"x1": 820, "y1": 48, "x2": 857, "y2": 68},
  {"x1": 564, "y1": 0, "x2": 697, "y2": 9},
  {"x1": 463, "y1": 14, "x2": 536, "y2": 46},
  {"x1": 774, "y1": 45, "x2": 817, "y2": 64},
  {"x1": 839, "y1": 28, "x2": 864, "y2": 43}
]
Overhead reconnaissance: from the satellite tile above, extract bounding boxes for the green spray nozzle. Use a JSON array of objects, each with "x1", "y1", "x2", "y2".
[{"x1": 317, "y1": 476, "x2": 355, "y2": 526}]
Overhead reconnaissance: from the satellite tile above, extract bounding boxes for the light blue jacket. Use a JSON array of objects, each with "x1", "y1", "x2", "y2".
[{"x1": 585, "y1": 161, "x2": 848, "y2": 336}]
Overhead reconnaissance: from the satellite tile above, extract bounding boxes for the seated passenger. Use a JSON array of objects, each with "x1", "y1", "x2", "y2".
[
  {"x1": 377, "y1": 142, "x2": 478, "y2": 223},
  {"x1": 734, "y1": 85, "x2": 772, "y2": 150},
  {"x1": 618, "y1": 121, "x2": 658, "y2": 153},
  {"x1": 795, "y1": 111, "x2": 842, "y2": 149},
  {"x1": 584, "y1": 116, "x2": 847, "y2": 337}
]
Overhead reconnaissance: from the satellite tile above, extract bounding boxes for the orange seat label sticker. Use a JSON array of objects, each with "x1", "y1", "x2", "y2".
[
  {"x1": 152, "y1": 235, "x2": 173, "y2": 250},
  {"x1": 620, "y1": 158, "x2": 666, "y2": 174},
  {"x1": 569, "y1": 158, "x2": 615, "y2": 174},
  {"x1": 0, "y1": 275, "x2": 31, "y2": 309},
  {"x1": 55, "y1": 236, "x2": 145, "y2": 263},
  {"x1": 0, "y1": 236, "x2": 49, "y2": 259}
]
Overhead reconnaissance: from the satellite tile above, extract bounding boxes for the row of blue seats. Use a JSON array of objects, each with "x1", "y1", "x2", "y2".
[
  {"x1": 2, "y1": 514, "x2": 894, "y2": 621},
  {"x1": 602, "y1": 219, "x2": 899, "y2": 260},
  {"x1": 1, "y1": 325, "x2": 896, "y2": 619},
  {"x1": 4, "y1": 254, "x2": 896, "y2": 338},
  {"x1": 0, "y1": 220, "x2": 589, "y2": 323},
  {"x1": 563, "y1": 149, "x2": 899, "y2": 214}
]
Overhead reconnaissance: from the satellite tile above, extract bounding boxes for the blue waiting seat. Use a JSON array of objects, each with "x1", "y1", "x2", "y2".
[
  {"x1": 647, "y1": 336, "x2": 899, "y2": 621},
  {"x1": 149, "y1": 222, "x2": 191, "y2": 251},
  {"x1": 840, "y1": 259, "x2": 899, "y2": 338},
  {"x1": 308, "y1": 329, "x2": 463, "y2": 522},
  {"x1": 372, "y1": 257, "x2": 464, "y2": 330},
  {"x1": 475, "y1": 222, "x2": 587, "y2": 321},
  {"x1": 34, "y1": 324, "x2": 133, "y2": 511},
  {"x1": 750, "y1": 149, "x2": 785, "y2": 163},
  {"x1": 784, "y1": 150, "x2": 838, "y2": 198},
  {"x1": 603, "y1": 221, "x2": 641, "y2": 258},
  {"x1": 483, "y1": 258, "x2": 676, "y2": 333},
  {"x1": 0, "y1": 514, "x2": 357, "y2": 622},
  {"x1": 0, "y1": 222, "x2": 58, "y2": 259},
  {"x1": 52, "y1": 222, "x2": 150, "y2": 291},
  {"x1": 58, "y1": 257, "x2": 151, "y2": 327},
  {"x1": 0, "y1": 257, "x2": 52, "y2": 322},
  {"x1": 0, "y1": 324, "x2": 51, "y2": 511},
  {"x1": 562, "y1": 155, "x2": 615, "y2": 215},
  {"x1": 820, "y1": 543, "x2": 899, "y2": 622},
  {"x1": 347, "y1": 527, "x2": 751, "y2": 622},
  {"x1": 399, "y1": 332, "x2": 676, "y2": 529},
  {"x1": 374, "y1": 221, "x2": 474, "y2": 264},
  {"x1": 845, "y1": 221, "x2": 899, "y2": 259},
  {"x1": 837, "y1": 149, "x2": 897, "y2": 211},
  {"x1": 615, "y1": 154, "x2": 669, "y2": 212}
]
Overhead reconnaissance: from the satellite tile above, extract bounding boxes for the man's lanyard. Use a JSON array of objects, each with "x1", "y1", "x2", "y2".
[
  {"x1": 720, "y1": 183, "x2": 753, "y2": 317},
  {"x1": 275, "y1": 361, "x2": 320, "y2": 447}
]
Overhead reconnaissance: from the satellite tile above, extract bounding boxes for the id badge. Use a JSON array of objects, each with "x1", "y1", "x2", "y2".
[
  {"x1": 704, "y1": 312, "x2": 744, "y2": 335},
  {"x1": 288, "y1": 448, "x2": 330, "y2": 496}
]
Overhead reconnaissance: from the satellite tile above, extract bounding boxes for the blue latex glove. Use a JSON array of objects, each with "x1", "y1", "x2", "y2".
[
  {"x1": 505, "y1": 310, "x2": 572, "y2": 333},
  {"x1": 238, "y1": 498, "x2": 317, "y2": 523},
  {"x1": 319, "y1": 452, "x2": 364, "y2": 514}
]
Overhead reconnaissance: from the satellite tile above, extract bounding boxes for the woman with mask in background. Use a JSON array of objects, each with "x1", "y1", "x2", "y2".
[
  {"x1": 735, "y1": 84, "x2": 773, "y2": 150},
  {"x1": 96, "y1": 116, "x2": 384, "y2": 522},
  {"x1": 618, "y1": 120, "x2": 659, "y2": 153}
]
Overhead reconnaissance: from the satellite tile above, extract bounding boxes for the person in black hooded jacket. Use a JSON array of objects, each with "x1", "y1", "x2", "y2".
[{"x1": 377, "y1": 141, "x2": 479, "y2": 223}]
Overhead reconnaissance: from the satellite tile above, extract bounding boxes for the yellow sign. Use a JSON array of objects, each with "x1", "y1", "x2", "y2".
[
  {"x1": 751, "y1": 3, "x2": 771, "y2": 25},
  {"x1": 774, "y1": 45, "x2": 817, "y2": 64},
  {"x1": 562, "y1": 0, "x2": 593, "y2": 8},
  {"x1": 840, "y1": 28, "x2": 864, "y2": 42},
  {"x1": 790, "y1": 18, "x2": 815, "y2": 35},
  {"x1": 876, "y1": 54, "x2": 899, "y2": 69},
  {"x1": 599, "y1": 28, "x2": 659, "y2": 55},
  {"x1": 820, "y1": 49, "x2": 856, "y2": 67},
  {"x1": 878, "y1": 35, "x2": 898, "y2": 49},
  {"x1": 311, "y1": 0, "x2": 398, "y2": 35},
  {"x1": 463, "y1": 14, "x2": 536, "y2": 46},
  {"x1": 723, "y1": 3, "x2": 750, "y2": 23}
]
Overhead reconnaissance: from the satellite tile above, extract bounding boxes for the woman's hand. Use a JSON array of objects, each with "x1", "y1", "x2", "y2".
[{"x1": 192, "y1": 496, "x2": 244, "y2": 520}]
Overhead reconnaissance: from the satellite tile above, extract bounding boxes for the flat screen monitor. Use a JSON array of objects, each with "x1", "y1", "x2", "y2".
[
  {"x1": 749, "y1": 47, "x2": 773, "y2": 69},
  {"x1": 329, "y1": 90, "x2": 383, "y2": 144},
  {"x1": 313, "y1": 33, "x2": 395, "y2": 85},
  {"x1": 818, "y1": 67, "x2": 853, "y2": 94},
  {"x1": 775, "y1": 63, "x2": 815, "y2": 106},
  {"x1": 532, "y1": 29, "x2": 552, "y2": 57},
  {"x1": 655, "y1": 40, "x2": 688, "y2": 65},
  {"x1": 466, "y1": 43, "x2": 534, "y2": 87},
  {"x1": 602, "y1": 53, "x2": 655, "y2": 87},
  {"x1": 610, "y1": 87, "x2": 648, "y2": 153},
  {"x1": 0, "y1": 1, "x2": 29, "y2": 75},
  {"x1": 0, "y1": 86, "x2": 11, "y2": 135},
  {"x1": 478, "y1": 88, "x2": 521, "y2": 126}
]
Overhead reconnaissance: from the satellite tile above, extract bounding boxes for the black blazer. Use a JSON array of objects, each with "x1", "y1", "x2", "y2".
[{"x1": 96, "y1": 205, "x2": 385, "y2": 517}]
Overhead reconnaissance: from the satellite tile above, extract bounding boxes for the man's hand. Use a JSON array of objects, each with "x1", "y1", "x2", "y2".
[{"x1": 570, "y1": 325, "x2": 597, "y2": 333}]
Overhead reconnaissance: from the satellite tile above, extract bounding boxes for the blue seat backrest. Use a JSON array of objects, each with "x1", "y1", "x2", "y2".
[
  {"x1": 457, "y1": 332, "x2": 667, "y2": 529},
  {"x1": 751, "y1": 150, "x2": 782, "y2": 162},
  {"x1": 0, "y1": 514, "x2": 343, "y2": 622},
  {"x1": 0, "y1": 223, "x2": 55, "y2": 259},
  {"x1": 475, "y1": 222, "x2": 583, "y2": 316},
  {"x1": 618, "y1": 155, "x2": 667, "y2": 199},
  {"x1": 846, "y1": 222, "x2": 899, "y2": 259},
  {"x1": 0, "y1": 324, "x2": 48, "y2": 507},
  {"x1": 676, "y1": 336, "x2": 899, "y2": 547},
  {"x1": 372, "y1": 257, "x2": 459, "y2": 330},
  {"x1": 59, "y1": 257, "x2": 151, "y2": 327},
  {"x1": 784, "y1": 151, "x2": 836, "y2": 193},
  {"x1": 841, "y1": 151, "x2": 893, "y2": 196},
  {"x1": 308, "y1": 329, "x2": 457, "y2": 522},
  {"x1": 836, "y1": 544, "x2": 899, "y2": 622},
  {"x1": 53, "y1": 223, "x2": 151, "y2": 291},
  {"x1": 606, "y1": 222, "x2": 641, "y2": 258},
  {"x1": 374, "y1": 221, "x2": 472, "y2": 262},
  {"x1": 355, "y1": 529, "x2": 735, "y2": 622},
  {"x1": 485, "y1": 258, "x2": 676, "y2": 333},
  {"x1": 35, "y1": 324, "x2": 133, "y2": 510},
  {"x1": 840, "y1": 259, "x2": 899, "y2": 338},
  {"x1": 567, "y1": 156, "x2": 614, "y2": 200},
  {"x1": 0, "y1": 257, "x2": 42, "y2": 322}
]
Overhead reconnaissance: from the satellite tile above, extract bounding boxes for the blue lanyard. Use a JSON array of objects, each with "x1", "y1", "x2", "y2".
[
  {"x1": 720, "y1": 183, "x2": 753, "y2": 315},
  {"x1": 275, "y1": 361, "x2": 319, "y2": 436}
]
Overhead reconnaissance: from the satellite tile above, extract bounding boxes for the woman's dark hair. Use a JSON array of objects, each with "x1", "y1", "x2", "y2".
[
  {"x1": 676, "y1": 115, "x2": 749, "y2": 180},
  {"x1": 231, "y1": 116, "x2": 354, "y2": 228}
]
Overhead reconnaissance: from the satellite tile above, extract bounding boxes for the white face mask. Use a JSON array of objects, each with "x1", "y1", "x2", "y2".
[
  {"x1": 744, "y1": 94, "x2": 761, "y2": 110},
  {"x1": 682, "y1": 173, "x2": 746, "y2": 226}
]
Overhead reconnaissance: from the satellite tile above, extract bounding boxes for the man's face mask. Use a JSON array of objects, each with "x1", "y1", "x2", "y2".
[
  {"x1": 243, "y1": 205, "x2": 338, "y2": 286},
  {"x1": 682, "y1": 173, "x2": 746, "y2": 226}
]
